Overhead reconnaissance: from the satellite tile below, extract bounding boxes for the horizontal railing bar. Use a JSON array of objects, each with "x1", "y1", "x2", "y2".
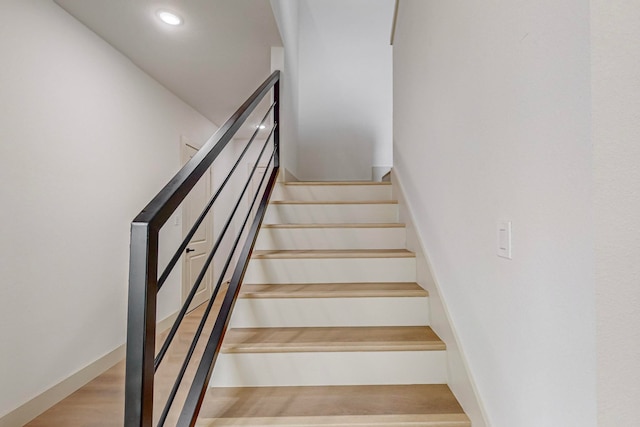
[
  {"x1": 154, "y1": 126, "x2": 277, "y2": 371},
  {"x1": 133, "y1": 70, "x2": 280, "y2": 231},
  {"x1": 176, "y1": 166, "x2": 280, "y2": 427},
  {"x1": 157, "y1": 152, "x2": 276, "y2": 427},
  {"x1": 156, "y1": 102, "x2": 276, "y2": 291}
]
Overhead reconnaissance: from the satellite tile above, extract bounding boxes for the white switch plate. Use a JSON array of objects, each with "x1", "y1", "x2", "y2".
[{"x1": 497, "y1": 221, "x2": 512, "y2": 259}]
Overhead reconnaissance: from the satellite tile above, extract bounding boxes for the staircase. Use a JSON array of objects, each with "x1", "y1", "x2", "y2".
[{"x1": 198, "y1": 180, "x2": 471, "y2": 426}]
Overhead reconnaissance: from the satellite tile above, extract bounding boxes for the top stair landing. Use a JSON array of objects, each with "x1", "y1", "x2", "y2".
[{"x1": 271, "y1": 181, "x2": 393, "y2": 202}]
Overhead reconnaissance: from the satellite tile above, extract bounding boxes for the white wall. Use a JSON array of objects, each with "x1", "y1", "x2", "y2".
[
  {"x1": 392, "y1": 169, "x2": 489, "y2": 427},
  {"x1": 271, "y1": 0, "x2": 394, "y2": 181},
  {"x1": 290, "y1": 0, "x2": 394, "y2": 181},
  {"x1": 0, "y1": 0, "x2": 216, "y2": 418},
  {"x1": 591, "y1": 1, "x2": 640, "y2": 425},
  {"x1": 270, "y1": 0, "x2": 300, "y2": 180},
  {"x1": 393, "y1": 1, "x2": 596, "y2": 426}
]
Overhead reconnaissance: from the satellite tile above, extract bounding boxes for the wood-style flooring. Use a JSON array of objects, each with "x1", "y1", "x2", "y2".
[
  {"x1": 197, "y1": 384, "x2": 469, "y2": 426},
  {"x1": 251, "y1": 249, "x2": 415, "y2": 259},
  {"x1": 239, "y1": 282, "x2": 428, "y2": 299},
  {"x1": 221, "y1": 326, "x2": 446, "y2": 353},
  {"x1": 26, "y1": 284, "x2": 228, "y2": 427}
]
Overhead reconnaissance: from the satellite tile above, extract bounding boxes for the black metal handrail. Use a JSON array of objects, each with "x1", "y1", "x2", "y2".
[{"x1": 124, "y1": 71, "x2": 281, "y2": 427}]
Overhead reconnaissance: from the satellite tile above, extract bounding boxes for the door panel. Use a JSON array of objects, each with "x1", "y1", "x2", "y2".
[{"x1": 182, "y1": 140, "x2": 214, "y2": 311}]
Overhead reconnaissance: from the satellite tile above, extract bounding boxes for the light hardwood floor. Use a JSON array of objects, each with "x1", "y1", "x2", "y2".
[
  {"x1": 26, "y1": 284, "x2": 228, "y2": 427},
  {"x1": 24, "y1": 294, "x2": 454, "y2": 426},
  {"x1": 270, "y1": 200, "x2": 398, "y2": 205},
  {"x1": 197, "y1": 384, "x2": 468, "y2": 426},
  {"x1": 251, "y1": 249, "x2": 415, "y2": 259},
  {"x1": 283, "y1": 182, "x2": 392, "y2": 186},
  {"x1": 238, "y1": 282, "x2": 428, "y2": 299},
  {"x1": 221, "y1": 326, "x2": 446, "y2": 353}
]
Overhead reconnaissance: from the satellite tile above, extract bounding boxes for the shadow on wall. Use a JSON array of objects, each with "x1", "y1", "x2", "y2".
[
  {"x1": 298, "y1": 124, "x2": 374, "y2": 181},
  {"x1": 294, "y1": 0, "x2": 394, "y2": 182}
]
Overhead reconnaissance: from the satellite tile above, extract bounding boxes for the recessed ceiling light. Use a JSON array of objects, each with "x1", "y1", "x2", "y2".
[
  {"x1": 157, "y1": 10, "x2": 183, "y2": 26},
  {"x1": 256, "y1": 125, "x2": 266, "y2": 129}
]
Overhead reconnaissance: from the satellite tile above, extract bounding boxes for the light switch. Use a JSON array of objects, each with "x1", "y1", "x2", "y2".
[{"x1": 497, "y1": 221, "x2": 512, "y2": 259}]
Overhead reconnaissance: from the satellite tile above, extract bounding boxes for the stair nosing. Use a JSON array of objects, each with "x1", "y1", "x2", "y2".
[
  {"x1": 261, "y1": 223, "x2": 406, "y2": 229},
  {"x1": 251, "y1": 249, "x2": 415, "y2": 260},
  {"x1": 270, "y1": 200, "x2": 398, "y2": 205},
  {"x1": 221, "y1": 326, "x2": 446, "y2": 353},
  {"x1": 283, "y1": 181, "x2": 392, "y2": 186},
  {"x1": 239, "y1": 283, "x2": 428, "y2": 299},
  {"x1": 196, "y1": 413, "x2": 470, "y2": 426},
  {"x1": 222, "y1": 344, "x2": 445, "y2": 353}
]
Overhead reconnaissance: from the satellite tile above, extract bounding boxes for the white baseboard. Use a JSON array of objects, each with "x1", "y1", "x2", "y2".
[
  {"x1": 372, "y1": 166, "x2": 392, "y2": 181},
  {"x1": 0, "y1": 311, "x2": 179, "y2": 427},
  {"x1": 281, "y1": 168, "x2": 299, "y2": 183},
  {"x1": 0, "y1": 345, "x2": 125, "y2": 427},
  {"x1": 391, "y1": 168, "x2": 491, "y2": 427}
]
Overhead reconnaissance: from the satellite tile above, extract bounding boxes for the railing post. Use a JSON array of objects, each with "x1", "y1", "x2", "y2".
[
  {"x1": 124, "y1": 223, "x2": 158, "y2": 427},
  {"x1": 273, "y1": 78, "x2": 280, "y2": 168}
]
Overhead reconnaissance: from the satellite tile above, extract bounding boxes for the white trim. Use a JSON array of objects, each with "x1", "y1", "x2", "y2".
[
  {"x1": 390, "y1": 0, "x2": 400, "y2": 45},
  {"x1": 0, "y1": 345, "x2": 125, "y2": 427},
  {"x1": 281, "y1": 168, "x2": 299, "y2": 183},
  {"x1": 180, "y1": 136, "x2": 215, "y2": 309},
  {"x1": 391, "y1": 168, "x2": 491, "y2": 427},
  {"x1": 0, "y1": 312, "x2": 179, "y2": 427}
]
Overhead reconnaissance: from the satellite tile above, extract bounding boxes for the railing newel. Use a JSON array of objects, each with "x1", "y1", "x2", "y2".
[
  {"x1": 274, "y1": 79, "x2": 280, "y2": 169},
  {"x1": 124, "y1": 223, "x2": 158, "y2": 427}
]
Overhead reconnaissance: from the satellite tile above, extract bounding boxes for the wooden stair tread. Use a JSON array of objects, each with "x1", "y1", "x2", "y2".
[
  {"x1": 261, "y1": 222, "x2": 405, "y2": 229},
  {"x1": 239, "y1": 283, "x2": 428, "y2": 299},
  {"x1": 198, "y1": 384, "x2": 468, "y2": 425},
  {"x1": 271, "y1": 200, "x2": 398, "y2": 205},
  {"x1": 221, "y1": 326, "x2": 445, "y2": 353},
  {"x1": 251, "y1": 249, "x2": 415, "y2": 259},
  {"x1": 284, "y1": 181, "x2": 392, "y2": 186},
  {"x1": 197, "y1": 414, "x2": 470, "y2": 426}
]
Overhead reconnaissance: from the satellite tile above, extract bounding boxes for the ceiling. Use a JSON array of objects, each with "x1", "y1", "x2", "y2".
[{"x1": 54, "y1": 0, "x2": 283, "y2": 131}]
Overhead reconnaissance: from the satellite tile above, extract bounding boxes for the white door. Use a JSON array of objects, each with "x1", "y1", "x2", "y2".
[{"x1": 182, "y1": 139, "x2": 214, "y2": 311}]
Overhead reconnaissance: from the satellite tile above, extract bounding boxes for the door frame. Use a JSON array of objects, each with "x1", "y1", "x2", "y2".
[{"x1": 180, "y1": 136, "x2": 214, "y2": 309}]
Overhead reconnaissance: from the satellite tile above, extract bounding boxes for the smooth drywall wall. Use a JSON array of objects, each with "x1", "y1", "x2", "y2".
[
  {"x1": 0, "y1": 0, "x2": 216, "y2": 418},
  {"x1": 270, "y1": 0, "x2": 300, "y2": 179},
  {"x1": 393, "y1": 1, "x2": 596, "y2": 426},
  {"x1": 592, "y1": 1, "x2": 640, "y2": 425},
  {"x1": 297, "y1": 0, "x2": 394, "y2": 181},
  {"x1": 392, "y1": 169, "x2": 488, "y2": 427}
]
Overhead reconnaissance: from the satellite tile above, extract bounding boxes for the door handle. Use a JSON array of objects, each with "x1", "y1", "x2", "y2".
[{"x1": 186, "y1": 248, "x2": 195, "y2": 253}]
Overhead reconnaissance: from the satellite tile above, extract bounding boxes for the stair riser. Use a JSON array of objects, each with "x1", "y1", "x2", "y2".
[
  {"x1": 272, "y1": 184, "x2": 392, "y2": 202},
  {"x1": 264, "y1": 204, "x2": 398, "y2": 224},
  {"x1": 244, "y1": 258, "x2": 416, "y2": 284},
  {"x1": 230, "y1": 297, "x2": 430, "y2": 328},
  {"x1": 211, "y1": 351, "x2": 447, "y2": 387},
  {"x1": 255, "y1": 227, "x2": 406, "y2": 250}
]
